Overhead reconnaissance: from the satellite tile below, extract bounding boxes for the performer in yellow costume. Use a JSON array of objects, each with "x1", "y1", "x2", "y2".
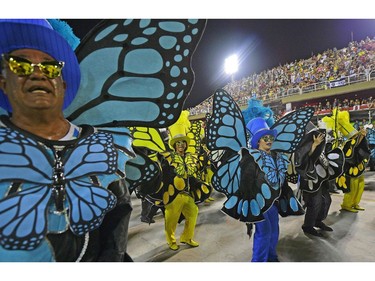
[
  {"x1": 342, "y1": 176, "x2": 366, "y2": 212},
  {"x1": 164, "y1": 123, "x2": 200, "y2": 250},
  {"x1": 129, "y1": 112, "x2": 211, "y2": 251},
  {"x1": 340, "y1": 125, "x2": 368, "y2": 212},
  {"x1": 322, "y1": 109, "x2": 370, "y2": 213}
]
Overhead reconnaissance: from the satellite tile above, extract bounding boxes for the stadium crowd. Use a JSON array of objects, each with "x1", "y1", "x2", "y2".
[{"x1": 188, "y1": 36, "x2": 375, "y2": 116}]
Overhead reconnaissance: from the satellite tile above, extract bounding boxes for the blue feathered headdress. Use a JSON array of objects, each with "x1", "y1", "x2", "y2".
[
  {"x1": 47, "y1": 19, "x2": 80, "y2": 50},
  {"x1": 242, "y1": 98, "x2": 275, "y2": 127}
]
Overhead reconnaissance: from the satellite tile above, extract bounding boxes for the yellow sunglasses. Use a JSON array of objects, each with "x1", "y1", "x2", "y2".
[
  {"x1": 260, "y1": 135, "x2": 275, "y2": 142},
  {"x1": 2, "y1": 53, "x2": 65, "y2": 79}
]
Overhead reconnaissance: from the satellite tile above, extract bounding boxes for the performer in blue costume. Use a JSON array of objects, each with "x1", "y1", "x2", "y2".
[
  {"x1": 0, "y1": 19, "x2": 135, "y2": 262},
  {"x1": 242, "y1": 118, "x2": 284, "y2": 262},
  {"x1": 206, "y1": 89, "x2": 313, "y2": 262},
  {"x1": 0, "y1": 19, "x2": 206, "y2": 261}
]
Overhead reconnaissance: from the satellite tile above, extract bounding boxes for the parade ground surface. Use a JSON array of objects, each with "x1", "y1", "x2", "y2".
[{"x1": 127, "y1": 170, "x2": 375, "y2": 263}]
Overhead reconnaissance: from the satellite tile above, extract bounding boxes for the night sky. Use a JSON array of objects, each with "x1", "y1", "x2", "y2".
[{"x1": 64, "y1": 19, "x2": 375, "y2": 108}]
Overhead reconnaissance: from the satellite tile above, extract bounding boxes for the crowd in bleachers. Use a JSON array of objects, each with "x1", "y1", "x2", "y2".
[
  {"x1": 298, "y1": 96, "x2": 374, "y2": 116},
  {"x1": 188, "y1": 36, "x2": 375, "y2": 116}
]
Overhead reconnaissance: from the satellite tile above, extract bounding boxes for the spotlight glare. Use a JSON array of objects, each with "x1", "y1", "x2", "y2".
[{"x1": 224, "y1": 54, "x2": 239, "y2": 75}]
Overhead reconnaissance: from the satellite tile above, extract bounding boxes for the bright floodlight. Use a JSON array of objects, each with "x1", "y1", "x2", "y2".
[{"x1": 224, "y1": 54, "x2": 239, "y2": 75}]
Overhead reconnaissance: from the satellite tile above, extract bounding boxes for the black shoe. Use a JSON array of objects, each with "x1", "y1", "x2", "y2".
[
  {"x1": 141, "y1": 218, "x2": 155, "y2": 224},
  {"x1": 302, "y1": 226, "x2": 323, "y2": 237},
  {"x1": 315, "y1": 222, "x2": 333, "y2": 231}
]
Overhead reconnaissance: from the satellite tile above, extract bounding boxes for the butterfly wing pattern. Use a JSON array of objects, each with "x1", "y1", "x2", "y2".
[
  {"x1": 63, "y1": 19, "x2": 206, "y2": 210},
  {"x1": 336, "y1": 132, "x2": 370, "y2": 192},
  {"x1": 206, "y1": 89, "x2": 312, "y2": 223},
  {"x1": 0, "y1": 128, "x2": 123, "y2": 250},
  {"x1": 66, "y1": 180, "x2": 116, "y2": 235},
  {"x1": 187, "y1": 120, "x2": 202, "y2": 154},
  {"x1": 123, "y1": 127, "x2": 166, "y2": 194},
  {"x1": 303, "y1": 148, "x2": 345, "y2": 193},
  {"x1": 271, "y1": 107, "x2": 315, "y2": 153},
  {"x1": 129, "y1": 127, "x2": 167, "y2": 153},
  {"x1": 206, "y1": 89, "x2": 247, "y2": 153},
  {"x1": 0, "y1": 128, "x2": 53, "y2": 250},
  {"x1": 63, "y1": 132, "x2": 119, "y2": 235},
  {"x1": 286, "y1": 153, "x2": 299, "y2": 184},
  {"x1": 206, "y1": 89, "x2": 247, "y2": 196},
  {"x1": 0, "y1": 19, "x2": 207, "y2": 256},
  {"x1": 0, "y1": 185, "x2": 51, "y2": 250},
  {"x1": 65, "y1": 19, "x2": 207, "y2": 128},
  {"x1": 211, "y1": 153, "x2": 241, "y2": 196},
  {"x1": 342, "y1": 133, "x2": 369, "y2": 178},
  {"x1": 367, "y1": 128, "x2": 375, "y2": 162},
  {"x1": 124, "y1": 147, "x2": 161, "y2": 195}
]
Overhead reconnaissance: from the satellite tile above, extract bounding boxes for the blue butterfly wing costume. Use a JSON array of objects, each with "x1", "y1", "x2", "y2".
[
  {"x1": 65, "y1": 19, "x2": 207, "y2": 128},
  {"x1": 66, "y1": 18, "x2": 207, "y2": 196},
  {"x1": 206, "y1": 89, "x2": 314, "y2": 222},
  {"x1": 0, "y1": 122, "x2": 124, "y2": 252},
  {"x1": 124, "y1": 146, "x2": 161, "y2": 196},
  {"x1": 0, "y1": 19, "x2": 206, "y2": 260}
]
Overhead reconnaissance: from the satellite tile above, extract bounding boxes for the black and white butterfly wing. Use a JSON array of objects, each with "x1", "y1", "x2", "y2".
[
  {"x1": 286, "y1": 153, "x2": 298, "y2": 184},
  {"x1": 65, "y1": 19, "x2": 207, "y2": 128},
  {"x1": 316, "y1": 148, "x2": 345, "y2": 182},
  {"x1": 302, "y1": 147, "x2": 345, "y2": 193}
]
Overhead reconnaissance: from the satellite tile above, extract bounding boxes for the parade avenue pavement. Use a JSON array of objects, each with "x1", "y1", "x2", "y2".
[{"x1": 126, "y1": 170, "x2": 375, "y2": 263}]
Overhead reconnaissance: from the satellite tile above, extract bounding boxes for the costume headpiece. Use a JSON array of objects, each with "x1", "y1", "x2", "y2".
[
  {"x1": 169, "y1": 124, "x2": 190, "y2": 148},
  {"x1": 321, "y1": 108, "x2": 357, "y2": 139},
  {"x1": 246, "y1": 117, "x2": 277, "y2": 149},
  {"x1": 168, "y1": 110, "x2": 191, "y2": 148},
  {"x1": 0, "y1": 19, "x2": 81, "y2": 112},
  {"x1": 242, "y1": 98, "x2": 275, "y2": 127}
]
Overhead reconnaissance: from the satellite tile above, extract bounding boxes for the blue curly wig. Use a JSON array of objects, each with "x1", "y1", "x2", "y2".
[{"x1": 242, "y1": 98, "x2": 275, "y2": 127}]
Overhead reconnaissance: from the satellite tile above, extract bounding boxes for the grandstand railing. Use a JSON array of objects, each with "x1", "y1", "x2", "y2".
[
  {"x1": 191, "y1": 71, "x2": 375, "y2": 115},
  {"x1": 256, "y1": 71, "x2": 373, "y2": 104},
  {"x1": 370, "y1": 70, "x2": 375, "y2": 81}
]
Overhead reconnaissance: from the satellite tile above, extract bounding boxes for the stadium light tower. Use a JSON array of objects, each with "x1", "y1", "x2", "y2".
[{"x1": 224, "y1": 54, "x2": 238, "y2": 82}]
